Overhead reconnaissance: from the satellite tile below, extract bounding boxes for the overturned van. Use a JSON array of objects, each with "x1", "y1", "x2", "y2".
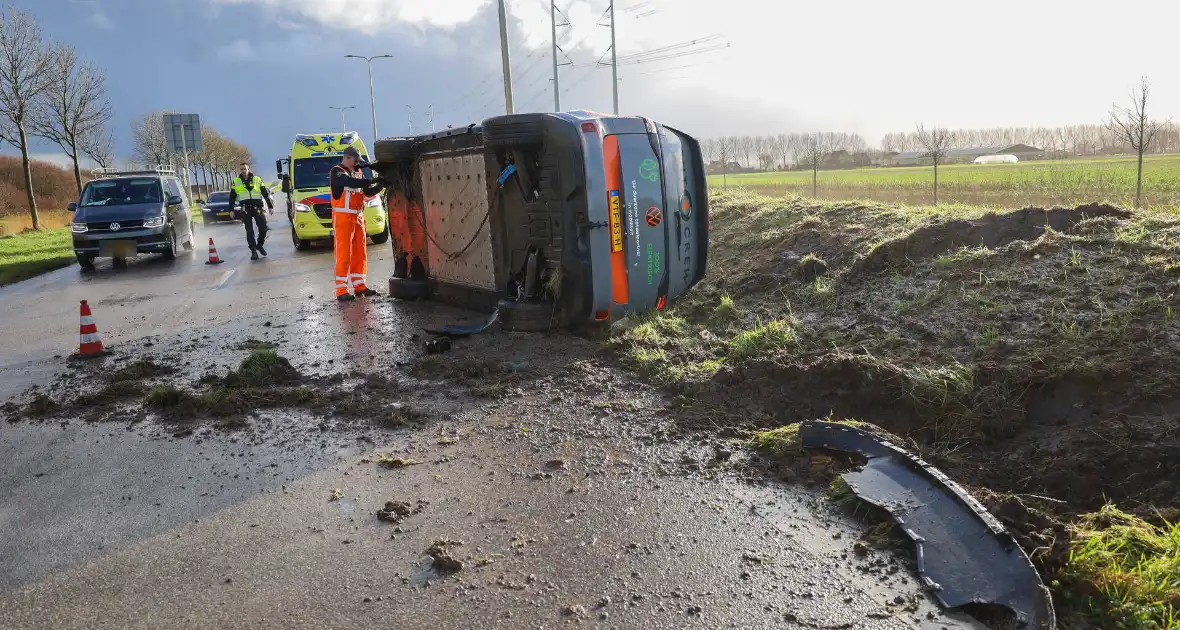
[{"x1": 371, "y1": 111, "x2": 709, "y2": 330}]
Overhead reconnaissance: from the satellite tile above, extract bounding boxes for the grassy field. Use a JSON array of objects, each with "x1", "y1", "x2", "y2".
[
  {"x1": 0, "y1": 227, "x2": 73, "y2": 286},
  {"x1": 611, "y1": 191, "x2": 1180, "y2": 627},
  {"x1": 709, "y1": 155, "x2": 1180, "y2": 209}
]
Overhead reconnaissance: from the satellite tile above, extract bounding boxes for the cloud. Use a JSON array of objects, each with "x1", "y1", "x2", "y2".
[
  {"x1": 90, "y1": 10, "x2": 116, "y2": 30},
  {"x1": 211, "y1": 0, "x2": 491, "y2": 36},
  {"x1": 215, "y1": 40, "x2": 256, "y2": 61}
]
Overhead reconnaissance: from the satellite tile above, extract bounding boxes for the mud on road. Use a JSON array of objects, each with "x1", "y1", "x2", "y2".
[{"x1": 0, "y1": 295, "x2": 987, "y2": 629}]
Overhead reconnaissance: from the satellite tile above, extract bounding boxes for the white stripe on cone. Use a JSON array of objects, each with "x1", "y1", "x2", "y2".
[
  {"x1": 80, "y1": 333, "x2": 101, "y2": 343},
  {"x1": 80, "y1": 316, "x2": 95, "y2": 325}
]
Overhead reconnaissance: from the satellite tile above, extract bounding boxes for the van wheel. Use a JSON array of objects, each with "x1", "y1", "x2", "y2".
[
  {"x1": 163, "y1": 229, "x2": 177, "y2": 260},
  {"x1": 370, "y1": 223, "x2": 390, "y2": 245},
  {"x1": 374, "y1": 137, "x2": 416, "y2": 164},
  {"x1": 497, "y1": 299, "x2": 554, "y2": 332},
  {"x1": 389, "y1": 277, "x2": 427, "y2": 300},
  {"x1": 76, "y1": 253, "x2": 95, "y2": 270},
  {"x1": 482, "y1": 114, "x2": 546, "y2": 149},
  {"x1": 292, "y1": 227, "x2": 309, "y2": 251}
]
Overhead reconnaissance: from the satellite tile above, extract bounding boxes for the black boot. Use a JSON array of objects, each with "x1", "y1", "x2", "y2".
[
  {"x1": 358, "y1": 288, "x2": 379, "y2": 297},
  {"x1": 250, "y1": 248, "x2": 259, "y2": 260},
  {"x1": 257, "y1": 244, "x2": 267, "y2": 257},
  {"x1": 337, "y1": 293, "x2": 356, "y2": 302}
]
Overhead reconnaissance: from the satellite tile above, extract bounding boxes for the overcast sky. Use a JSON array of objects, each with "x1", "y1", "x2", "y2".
[{"x1": 11, "y1": 0, "x2": 1180, "y2": 177}]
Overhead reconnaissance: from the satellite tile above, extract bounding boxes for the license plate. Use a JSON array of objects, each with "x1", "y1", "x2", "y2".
[
  {"x1": 218, "y1": 212, "x2": 230, "y2": 217},
  {"x1": 99, "y1": 240, "x2": 137, "y2": 258}
]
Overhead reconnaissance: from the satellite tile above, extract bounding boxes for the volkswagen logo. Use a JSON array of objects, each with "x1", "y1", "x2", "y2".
[{"x1": 109, "y1": 222, "x2": 121, "y2": 231}]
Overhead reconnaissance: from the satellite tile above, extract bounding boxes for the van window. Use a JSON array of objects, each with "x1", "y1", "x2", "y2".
[
  {"x1": 292, "y1": 155, "x2": 372, "y2": 189},
  {"x1": 80, "y1": 178, "x2": 163, "y2": 206}
]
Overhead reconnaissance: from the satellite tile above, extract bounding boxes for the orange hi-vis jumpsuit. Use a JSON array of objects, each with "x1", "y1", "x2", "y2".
[{"x1": 329, "y1": 164, "x2": 385, "y2": 296}]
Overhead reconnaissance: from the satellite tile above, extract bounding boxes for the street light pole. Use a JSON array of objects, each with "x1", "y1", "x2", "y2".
[
  {"x1": 497, "y1": 0, "x2": 514, "y2": 114},
  {"x1": 344, "y1": 54, "x2": 393, "y2": 143},
  {"x1": 328, "y1": 106, "x2": 356, "y2": 132},
  {"x1": 609, "y1": 1, "x2": 618, "y2": 115}
]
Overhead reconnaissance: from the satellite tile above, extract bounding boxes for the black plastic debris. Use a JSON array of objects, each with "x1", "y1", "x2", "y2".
[
  {"x1": 799, "y1": 420, "x2": 1055, "y2": 630},
  {"x1": 423, "y1": 308, "x2": 500, "y2": 337},
  {"x1": 424, "y1": 337, "x2": 452, "y2": 354}
]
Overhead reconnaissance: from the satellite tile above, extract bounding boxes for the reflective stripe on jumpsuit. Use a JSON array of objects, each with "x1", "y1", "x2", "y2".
[{"x1": 332, "y1": 179, "x2": 369, "y2": 297}]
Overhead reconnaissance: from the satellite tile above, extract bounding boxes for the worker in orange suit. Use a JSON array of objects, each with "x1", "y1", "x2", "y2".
[{"x1": 329, "y1": 146, "x2": 387, "y2": 302}]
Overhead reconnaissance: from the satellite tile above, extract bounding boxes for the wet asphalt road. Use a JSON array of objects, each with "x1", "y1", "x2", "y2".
[{"x1": 0, "y1": 201, "x2": 987, "y2": 628}]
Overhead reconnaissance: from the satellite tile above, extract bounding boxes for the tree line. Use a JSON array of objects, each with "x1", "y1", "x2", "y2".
[
  {"x1": 703, "y1": 76, "x2": 1168, "y2": 209},
  {"x1": 0, "y1": 7, "x2": 256, "y2": 229},
  {"x1": 0, "y1": 8, "x2": 112, "y2": 229},
  {"x1": 130, "y1": 110, "x2": 255, "y2": 198}
]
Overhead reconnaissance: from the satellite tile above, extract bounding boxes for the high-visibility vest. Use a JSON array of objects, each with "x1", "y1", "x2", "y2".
[
  {"x1": 231, "y1": 174, "x2": 266, "y2": 202},
  {"x1": 330, "y1": 165, "x2": 366, "y2": 215}
]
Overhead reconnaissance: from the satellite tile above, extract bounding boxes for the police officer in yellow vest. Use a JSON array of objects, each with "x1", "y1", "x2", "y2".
[{"x1": 227, "y1": 161, "x2": 274, "y2": 260}]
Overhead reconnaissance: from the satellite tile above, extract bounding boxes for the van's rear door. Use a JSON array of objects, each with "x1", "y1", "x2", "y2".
[{"x1": 607, "y1": 132, "x2": 669, "y2": 312}]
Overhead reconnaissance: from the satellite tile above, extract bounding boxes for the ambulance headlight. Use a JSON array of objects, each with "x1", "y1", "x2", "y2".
[
  {"x1": 365, "y1": 197, "x2": 382, "y2": 208},
  {"x1": 295, "y1": 203, "x2": 312, "y2": 213}
]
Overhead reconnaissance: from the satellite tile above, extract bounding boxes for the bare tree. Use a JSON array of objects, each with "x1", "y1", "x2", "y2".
[
  {"x1": 717, "y1": 136, "x2": 737, "y2": 191},
  {"x1": 797, "y1": 133, "x2": 830, "y2": 197},
  {"x1": 0, "y1": 8, "x2": 53, "y2": 229},
  {"x1": 131, "y1": 110, "x2": 172, "y2": 167},
  {"x1": 915, "y1": 123, "x2": 953, "y2": 205},
  {"x1": 79, "y1": 125, "x2": 114, "y2": 169},
  {"x1": 31, "y1": 44, "x2": 111, "y2": 195},
  {"x1": 1109, "y1": 76, "x2": 1167, "y2": 208}
]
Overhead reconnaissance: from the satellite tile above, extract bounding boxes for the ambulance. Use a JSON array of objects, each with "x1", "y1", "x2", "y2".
[{"x1": 276, "y1": 132, "x2": 389, "y2": 250}]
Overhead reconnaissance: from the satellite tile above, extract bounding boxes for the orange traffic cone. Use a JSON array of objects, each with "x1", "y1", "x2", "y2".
[
  {"x1": 78, "y1": 300, "x2": 105, "y2": 358},
  {"x1": 205, "y1": 237, "x2": 224, "y2": 265}
]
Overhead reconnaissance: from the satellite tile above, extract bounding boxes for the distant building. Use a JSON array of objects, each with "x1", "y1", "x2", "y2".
[{"x1": 885, "y1": 144, "x2": 1043, "y2": 166}]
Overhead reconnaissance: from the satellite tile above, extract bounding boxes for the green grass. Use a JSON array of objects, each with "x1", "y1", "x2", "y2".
[
  {"x1": 710, "y1": 155, "x2": 1180, "y2": 209},
  {"x1": 0, "y1": 227, "x2": 74, "y2": 286},
  {"x1": 1059, "y1": 505, "x2": 1180, "y2": 629}
]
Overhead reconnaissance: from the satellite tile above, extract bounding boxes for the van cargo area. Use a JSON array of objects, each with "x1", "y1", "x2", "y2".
[{"x1": 371, "y1": 111, "x2": 709, "y2": 330}]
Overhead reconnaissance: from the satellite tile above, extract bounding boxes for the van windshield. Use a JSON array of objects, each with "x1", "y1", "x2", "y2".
[
  {"x1": 80, "y1": 178, "x2": 162, "y2": 207},
  {"x1": 292, "y1": 156, "x2": 372, "y2": 190}
]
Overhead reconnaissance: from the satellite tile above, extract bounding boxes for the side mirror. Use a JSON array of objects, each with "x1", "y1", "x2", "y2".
[
  {"x1": 281, "y1": 174, "x2": 291, "y2": 194},
  {"x1": 275, "y1": 159, "x2": 284, "y2": 177},
  {"x1": 167, "y1": 195, "x2": 183, "y2": 207},
  {"x1": 68, "y1": 202, "x2": 77, "y2": 211}
]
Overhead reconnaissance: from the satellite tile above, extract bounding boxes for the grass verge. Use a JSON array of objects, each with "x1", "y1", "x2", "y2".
[
  {"x1": 0, "y1": 227, "x2": 74, "y2": 286},
  {"x1": 618, "y1": 190, "x2": 1180, "y2": 625}
]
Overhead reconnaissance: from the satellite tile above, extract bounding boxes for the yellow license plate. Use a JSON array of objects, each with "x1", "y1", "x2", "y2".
[
  {"x1": 99, "y1": 240, "x2": 137, "y2": 258},
  {"x1": 218, "y1": 212, "x2": 230, "y2": 217},
  {"x1": 609, "y1": 191, "x2": 623, "y2": 253}
]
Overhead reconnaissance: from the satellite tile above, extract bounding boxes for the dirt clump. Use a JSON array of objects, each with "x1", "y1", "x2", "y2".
[
  {"x1": 377, "y1": 500, "x2": 427, "y2": 523},
  {"x1": 851, "y1": 203, "x2": 1131, "y2": 275},
  {"x1": 221, "y1": 350, "x2": 302, "y2": 389},
  {"x1": 426, "y1": 539, "x2": 463, "y2": 572},
  {"x1": 110, "y1": 359, "x2": 176, "y2": 382},
  {"x1": 21, "y1": 393, "x2": 59, "y2": 419}
]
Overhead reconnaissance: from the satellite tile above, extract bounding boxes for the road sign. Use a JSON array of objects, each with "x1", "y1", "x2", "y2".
[{"x1": 163, "y1": 114, "x2": 203, "y2": 154}]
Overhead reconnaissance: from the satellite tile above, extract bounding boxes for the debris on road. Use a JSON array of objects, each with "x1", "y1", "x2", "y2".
[
  {"x1": 422, "y1": 308, "x2": 501, "y2": 337},
  {"x1": 424, "y1": 337, "x2": 452, "y2": 354},
  {"x1": 376, "y1": 454, "x2": 421, "y2": 469},
  {"x1": 799, "y1": 420, "x2": 1055, "y2": 630},
  {"x1": 426, "y1": 539, "x2": 463, "y2": 572},
  {"x1": 329, "y1": 488, "x2": 344, "y2": 502},
  {"x1": 376, "y1": 500, "x2": 427, "y2": 523}
]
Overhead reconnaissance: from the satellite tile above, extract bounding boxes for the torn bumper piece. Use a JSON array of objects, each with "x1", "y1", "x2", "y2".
[{"x1": 799, "y1": 421, "x2": 1055, "y2": 630}]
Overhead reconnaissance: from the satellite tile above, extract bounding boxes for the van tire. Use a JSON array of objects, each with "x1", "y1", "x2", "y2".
[
  {"x1": 482, "y1": 115, "x2": 546, "y2": 149},
  {"x1": 370, "y1": 223, "x2": 390, "y2": 245},
  {"x1": 374, "y1": 138, "x2": 416, "y2": 164},
  {"x1": 389, "y1": 277, "x2": 427, "y2": 301},
  {"x1": 497, "y1": 299, "x2": 553, "y2": 332}
]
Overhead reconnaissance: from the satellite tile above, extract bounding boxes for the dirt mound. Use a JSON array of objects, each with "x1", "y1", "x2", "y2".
[{"x1": 852, "y1": 203, "x2": 1132, "y2": 275}]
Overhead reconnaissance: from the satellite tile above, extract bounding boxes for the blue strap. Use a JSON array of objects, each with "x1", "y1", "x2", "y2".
[{"x1": 496, "y1": 164, "x2": 517, "y2": 187}]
